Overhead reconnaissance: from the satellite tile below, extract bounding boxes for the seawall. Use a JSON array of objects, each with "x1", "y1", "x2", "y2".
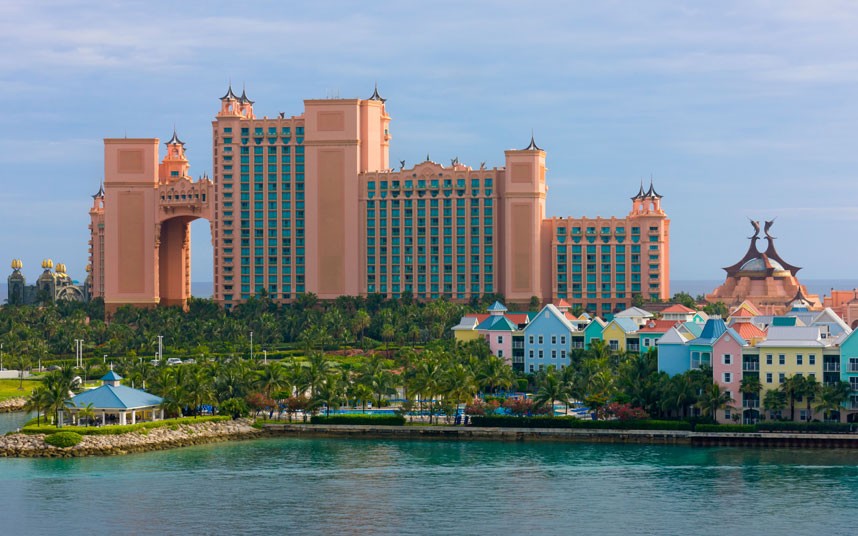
[{"x1": 263, "y1": 424, "x2": 858, "y2": 448}]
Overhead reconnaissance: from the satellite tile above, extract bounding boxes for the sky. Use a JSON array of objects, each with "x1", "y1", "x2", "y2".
[{"x1": 1, "y1": 1, "x2": 857, "y2": 287}]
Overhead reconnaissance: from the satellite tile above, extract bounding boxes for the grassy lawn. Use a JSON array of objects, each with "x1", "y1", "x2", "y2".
[{"x1": 0, "y1": 378, "x2": 39, "y2": 401}]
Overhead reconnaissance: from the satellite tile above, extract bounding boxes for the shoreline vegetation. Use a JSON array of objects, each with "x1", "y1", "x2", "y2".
[{"x1": 5, "y1": 413, "x2": 858, "y2": 457}]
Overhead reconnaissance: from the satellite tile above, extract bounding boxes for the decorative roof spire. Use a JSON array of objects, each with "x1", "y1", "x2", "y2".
[
  {"x1": 166, "y1": 127, "x2": 185, "y2": 146},
  {"x1": 220, "y1": 83, "x2": 238, "y2": 101},
  {"x1": 631, "y1": 180, "x2": 646, "y2": 200},
  {"x1": 523, "y1": 131, "x2": 542, "y2": 151},
  {"x1": 239, "y1": 84, "x2": 254, "y2": 105},
  {"x1": 645, "y1": 177, "x2": 663, "y2": 198},
  {"x1": 368, "y1": 83, "x2": 386, "y2": 103},
  {"x1": 92, "y1": 183, "x2": 105, "y2": 199}
]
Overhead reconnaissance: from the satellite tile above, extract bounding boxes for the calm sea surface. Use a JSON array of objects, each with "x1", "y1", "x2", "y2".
[{"x1": 1, "y1": 435, "x2": 857, "y2": 535}]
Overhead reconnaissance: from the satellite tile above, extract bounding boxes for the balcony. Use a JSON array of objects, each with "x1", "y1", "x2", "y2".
[
  {"x1": 849, "y1": 364, "x2": 858, "y2": 373},
  {"x1": 743, "y1": 399, "x2": 760, "y2": 409},
  {"x1": 627, "y1": 344, "x2": 640, "y2": 352},
  {"x1": 742, "y1": 362, "x2": 760, "y2": 371},
  {"x1": 824, "y1": 363, "x2": 841, "y2": 372}
]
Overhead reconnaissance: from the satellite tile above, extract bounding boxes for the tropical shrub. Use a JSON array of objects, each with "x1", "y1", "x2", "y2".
[
  {"x1": 45, "y1": 431, "x2": 83, "y2": 448},
  {"x1": 606, "y1": 403, "x2": 650, "y2": 421},
  {"x1": 219, "y1": 398, "x2": 250, "y2": 419},
  {"x1": 310, "y1": 414, "x2": 405, "y2": 426}
]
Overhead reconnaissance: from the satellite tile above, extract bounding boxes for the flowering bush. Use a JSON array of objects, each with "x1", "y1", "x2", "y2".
[
  {"x1": 465, "y1": 399, "x2": 500, "y2": 416},
  {"x1": 502, "y1": 397, "x2": 550, "y2": 417},
  {"x1": 606, "y1": 402, "x2": 650, "y2": 421}
]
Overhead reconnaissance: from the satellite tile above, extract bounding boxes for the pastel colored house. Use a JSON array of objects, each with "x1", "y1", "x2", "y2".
[
  {"x1": 477, "y1": 316, "x2": 518, "y2": 364},
  {"x1": 656, "y1": 327, "x2": 693, "y2": 376},
  {"x1": 601, "y1": 318, "x2": 640, "y2": 353},
  {"x1": 757, "y1": 326, "x2": 831, "y2": 421},
  {"x1": 638, "y1": 319, "x2": 680, "y2": 354},
  {"x1": 688, "y1": 318, "x2": 747, "y2": 423},
  {"x1": 838, "y1": 328, "x2": 858, "y2": 421},
  {"x1": 613, "y1": 306, "x2": 653, "y2": 328},
  {"x1": 661, "y1": 304, "x2": 697, "y2": 323},
  {"x1": 523, "y1": 304, "x2": 575, "y2": 373}
]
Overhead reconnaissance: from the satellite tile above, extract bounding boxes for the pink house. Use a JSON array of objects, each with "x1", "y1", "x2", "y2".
[
  {"x1": 690, "y1": 318, "x2": 747, "y2": 423},
  {"x1": 477, "y1": 301, "x2": 519, "y2": 363}
]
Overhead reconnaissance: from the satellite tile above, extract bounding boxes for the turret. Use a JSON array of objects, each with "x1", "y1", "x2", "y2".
[
  {"x1": 159, "y1": 128, "x2": 190, "y2": 182},
  {"x1": 218, "y1": 83, "x2": 241, "y2": 117}
]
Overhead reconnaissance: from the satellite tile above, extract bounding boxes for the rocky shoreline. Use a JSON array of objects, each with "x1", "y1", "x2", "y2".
[
  {"x1": 0, "y1": 418, "x2": 262, "y2": 457},
  {"x1": 0, "y1": 398, "x2": 26, "y2": 413}
]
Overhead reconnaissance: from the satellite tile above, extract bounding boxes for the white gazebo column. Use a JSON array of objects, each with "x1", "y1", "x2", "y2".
[
  {"x1": 102, "y1": 412, "x2": 107, "y2": 425},
  {"x1": 120, "y1": 412, "x2": 127, "y2": 425},
  {"x1": 160, "y1": 409, "x2": 164, "y2": 420},
  {"x1": 131, "y1": 411, "x2": 137, "y2": 425},
  {"x1": 57, "y1": 410, "x2": 64, "y2": 428}
]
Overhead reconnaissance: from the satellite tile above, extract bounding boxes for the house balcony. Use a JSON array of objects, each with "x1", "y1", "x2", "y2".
[
  {"x1": 742, "y1": 362, "x2": 760, "y2": 372},
  {"x1": 743, "y1": 399, "x2": 760, "y2": 409},
  {"x1": 824, "y1": 363, "x2": 842, "y2": 372},
  {"x1": 849, "y1": 365, "x2": 858, "y2": 373},
  {"x1": 627, "y1": 344, "x2": 640, "y2": 352}
]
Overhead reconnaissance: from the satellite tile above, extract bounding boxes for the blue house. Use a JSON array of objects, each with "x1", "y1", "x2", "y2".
[
  {"x1": 523, "y1": 304, "x2": 575, "y2": 373},
  {"x1": 656, "y1": 327, "x2": 692, "y2": 376}
]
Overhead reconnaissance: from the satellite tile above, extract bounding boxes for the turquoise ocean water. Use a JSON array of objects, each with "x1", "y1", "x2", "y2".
[{"x1": 1, "y1": 434, "x2": 857, "y2": 535}]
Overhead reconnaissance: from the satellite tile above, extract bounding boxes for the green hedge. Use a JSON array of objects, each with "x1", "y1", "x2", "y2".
[
  {"x1": 469, "y1": 416, "x2": 693, "y2": 431},
  {"x1": 469, "y1": 416, "x2": 577, "y2": 428},
  {"x1": 21, "y1": 416, "x2": 229, "y2": 436},
  {"x1": 45, "y1": 431, "x2": 83, "y2": 448},
  {"x1": 310, "y1": 414, "x2": 405, "y2": 426},
  {"x1": 755, "y1": 421, "x2": 855, "y2": 434},
  {"x1": 696, "y1": 424, "x2": 756, "y2": 433}
]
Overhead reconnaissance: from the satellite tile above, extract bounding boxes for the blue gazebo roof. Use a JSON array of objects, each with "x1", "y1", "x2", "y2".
[
  {"x1": 67, "y1": 385, "x2": 163, "y2": 410},
  {"x1": 101, "y1": 370, "x2": 123, "y2": 381}
]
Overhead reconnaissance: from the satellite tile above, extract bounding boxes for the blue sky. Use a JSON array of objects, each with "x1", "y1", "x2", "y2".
[{"x1": 2, "y1": 1, "x2": 857, "y2": 286}]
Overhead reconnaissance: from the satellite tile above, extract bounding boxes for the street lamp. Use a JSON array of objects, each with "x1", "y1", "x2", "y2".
[
  {"x1": 250, "y1": 331, "x2": 253, "y2": 361},
  {"x1": 157, "y1": 335, "x2": 163, "y2": 362},
  {"x1": 1, "y1": 342, "x2": 3, "y2": 370},
  {"x1": 263, "y1": 350, "x2": 267, "y2": 365},
  {"x1": 103, "y1": 354, "x2": 107, "y2": 364}
]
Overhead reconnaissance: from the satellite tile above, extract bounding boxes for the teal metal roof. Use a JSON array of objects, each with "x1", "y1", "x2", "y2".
[
  {"x1": 689, "y1": 318, "x2": 745, "y2": 346},
  {"x1": 67, "y1": 385, "x2": 163, "y2": 410},
  {"x1": 486, "y1": 301, "x2": 508, "y2": 313},
  {"x1": 772, "y1": 316, "x2": 798, "y2": 327},
  {"x1": 476, "y1": 315, "x2": 518, "y2": 332},
  {"x1": 101, "y1": 370, "x2": 122, "y2": 381},
  {"x1": 681, "y1": 322, "x2": 705, "y2": 338}
]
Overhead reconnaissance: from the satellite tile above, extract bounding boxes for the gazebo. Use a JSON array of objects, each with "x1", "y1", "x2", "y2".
[{"x1": 62, "y1": 371, "x2": 164, "y2": 427}]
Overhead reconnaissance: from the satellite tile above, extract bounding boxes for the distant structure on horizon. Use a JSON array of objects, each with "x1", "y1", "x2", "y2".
[
  {"x1": 6, "y1": 258, "x2": 89, "y2": 305},
  {"x1": 705, "y1": 219, "x2": 820, "y2": 315},
  {"x1": 88, "y1": 86, "x2": 670, "y2": 316}
]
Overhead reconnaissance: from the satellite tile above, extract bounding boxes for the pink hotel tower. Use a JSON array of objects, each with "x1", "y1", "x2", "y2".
[{"x1": 89, "y1": 86, "x2": 670, "y2": 316}]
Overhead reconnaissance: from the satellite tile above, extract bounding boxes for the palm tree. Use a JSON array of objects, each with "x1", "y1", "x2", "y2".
[
  {"x1": 815, "y1": 381, "x2": 851, "y2": 422},
  {"x1": 763, "y1": 388, "x2": 787, "y2": 420},
  {"x1": 779, "y1": 375, "x2": 803, "y2": 421},
  {"x1": 77, "y1": 402, "x2": 96, "y2": 427},
  {"x1": 695, "y1": 382, "x2": 734, "y2": 422},
  {"x1": 533, "y1": 369, "x2": 568, "y2": 413},
  {"x1": 14, "y1": 353, "x2": 30, "y2": 390},
  {"x1": 315, "y1": 374, "x2": 345, "y2": 417},
  {"x1": 800, "y1": 375, "x2": 820, "y2": 421},
  {"x1": 256, "y1": 362, "x2": 289, "y2": 399},
  {"x1": 739, "y1": 375, "x2": 762, "y2": 422}
]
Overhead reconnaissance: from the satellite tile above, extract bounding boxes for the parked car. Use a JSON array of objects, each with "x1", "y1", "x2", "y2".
[
  {"x1": 166, "y1": 358, "x2": 183, "y2": 366},
  {"x1": 150, "y1": 359, "x2": 161, "y2": 366}
]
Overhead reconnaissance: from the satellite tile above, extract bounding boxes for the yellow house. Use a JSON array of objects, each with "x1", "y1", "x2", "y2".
[
  {"x1": 600, "y1": 318, "x2": 640, "y2": 353},
  {"x1": 451, "y1": 315, "x2": 484, "y2": 343},
  {"x1": 756, "y1": 325, "x2": 831, "y2": 421}
]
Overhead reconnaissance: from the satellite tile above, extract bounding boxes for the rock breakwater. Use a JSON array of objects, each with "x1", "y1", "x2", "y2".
[
  {"x1": 0, "y1": 418, "x2": 262, "y2": 457},
  {"x1": 0, "y1": 398, "x2": 26, "y2": 413}
]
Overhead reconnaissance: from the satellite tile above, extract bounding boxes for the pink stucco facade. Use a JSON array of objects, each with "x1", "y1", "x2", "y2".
[{"x1": 710, "y1": 334, "x2": 745, "y2": 423}]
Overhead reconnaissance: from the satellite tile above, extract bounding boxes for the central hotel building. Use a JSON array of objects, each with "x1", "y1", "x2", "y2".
[{"x1": 96, "y1": 86, "x2": 669, "y2": 315}]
